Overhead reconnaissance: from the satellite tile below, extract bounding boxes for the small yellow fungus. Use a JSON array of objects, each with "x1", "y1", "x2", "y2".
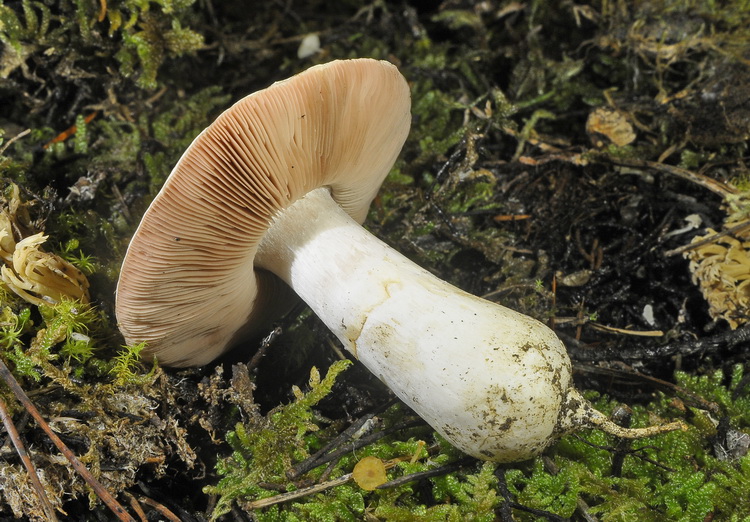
[{"x1": 352, "y1": 456, "x2": 387, "y2": 491}]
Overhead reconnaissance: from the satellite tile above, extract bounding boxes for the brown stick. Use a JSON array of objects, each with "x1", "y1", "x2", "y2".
[
  {"x1": 611, "y1": 158, "x2": 737, "y2": 198},
  {"x1": 665, "y1": 220, "x2": 750, "y2": 257},
  {"x1": 0, "y1": 359, "x2": 135, "y2": 522},
  {"x1": 137, "y1": 495, "x2": 181, "y2": 522},
  {"x1": 0, "y1": 396, "x2": 59, "y2": 521},
  {"x1": 244, "y1": 474, "x2": 353, "y2": 510}
]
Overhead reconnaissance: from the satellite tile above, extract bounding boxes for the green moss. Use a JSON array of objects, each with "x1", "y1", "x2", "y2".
[
  {"x1": 291, "y1": 485, "x2": 366, "y2": 522},
  {"x1": 0, "y1": 297, "x2": 99, "y2": 383},
  {"x1": 109, "y1": 341, "x2": 152, "y2": 385},
  {"x1": 674, "y1": 366, "x2": 750, "y2": 427},
  {"x1": 116, "y1": 12, "x2": 205, "y2": 90},
  {"x1": 442, "y1": 175, "x2": 497, "y2": 215},
  {"x1": 0, "y1": 0, "x2": 52, "y2": 50},
  {"x1": 531, "y1": 365, "x2": 750, "y2": 521},
  {"x1": 205, "y1": 360, "x2": 353, "y2": 519},
  {"x1": 506, "y1": 460, "x2": 579, "y2": 517},
  {"x1": 1, "y1": 0, "x2": 205, "y2": 92},
  {"x1": 200, "y1": 364, "x2": 746, "y2": 522},
  {"x1": 410, "y1": 79, "x2": 465, "y2": 162}
]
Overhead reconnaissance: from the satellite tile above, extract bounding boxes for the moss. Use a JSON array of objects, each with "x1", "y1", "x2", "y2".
[
  {"x1": 201, "y1": 364, "x2": 745, "y2": 520},
  {"x1": 215, "y1": 363, "x2": 748, "y2": 521},
  {"x1": 410, "y1": 78, "x2": 466, "y2": 163},
  {"x1": 527, "y1": 365, "x2": 750, "y2": 521},
  {"x1": 2, "y1": 0, "x2": 750, "y2": 518},
  {"x1": 205, "y1": 360, "x2": 353, "y2": 519},
  {"x1": 116, "y1": 14, "x2": 204, "y2": 89},
  {"x1": 109, "y1": 341, "x2": 154, "y2": 385},
  {"x1": 506, "y1": 459, "x2": 580, "y2": 517},
  {"x1": 1, "y1": 0, "x2": 204, "y2": 95}
]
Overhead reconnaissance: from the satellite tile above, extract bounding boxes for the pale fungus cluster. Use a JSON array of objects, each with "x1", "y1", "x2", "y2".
[
  {"x1": 685, "y1": 223, "x2": 750, "y2": 329},
  {"x1": 117, "y1": 59, "x2": 685, "y2": 462},
  {"x1": 0, "y1": 185, "x2": 90, "y2": 306}
]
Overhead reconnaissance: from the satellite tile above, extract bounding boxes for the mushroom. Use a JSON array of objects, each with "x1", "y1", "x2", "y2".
[{"x1": 116, "y1": 59, "x2": 684, "y2": 462}]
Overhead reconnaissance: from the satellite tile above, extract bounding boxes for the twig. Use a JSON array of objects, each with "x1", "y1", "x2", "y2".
[
  {"x1": 375, "y1": 457, "x2": 473, "y2": 490},
  {"x1": 244, "y1": 474, "x2": 353, "y2": 510},
  {"x1": 288, "y1": 401, "x2": 395, "y2": 479},
  {"x1": 289, "y1": 417, "x2": 424, "y2": 477},
  {"x1": 576, "y1": 498, "x2": 600, "y2": 522},
  {"x1": 247, "y1": 327, "x2": 282, "y2": 372},
  {"x1": 0, "y1": 396, "x2": 59, "y2": 521},
  {"x1": 137, "y1": 495, "x2": 181, "y2": 522},
  {"x1": 573, "y1": 363, "x2": 719, "y2": 413},
  {"x1": 612, "y1": 158, "x2": 737, "y2": 198},
  {"x1": 0, "y1": 128, "x2": 31, "y2": 155},
  {"x1": 0, "y1": 358, "x2": 135, "y2": 522},
  {"x1": 42, "y1": 112, "x2": 98, "y2": 149},
  {"x1": 664, "y1": 220, "x2": 750, "y2": 257},
  {"x1": 589, "y1": 322, "x2": 664, "y2": 337},
  {"x1": 494, "y1": 467, "x2": 515, "y2": 522},
  {"x1": 124, "y1": 493, "x2": 148, "y2": 522},
  {"x1": 247, "y1": 453, "x2": 463, "y2": 510},
  {"x1": 565, "y1": 325, "x2": 750, "y2": 371}
]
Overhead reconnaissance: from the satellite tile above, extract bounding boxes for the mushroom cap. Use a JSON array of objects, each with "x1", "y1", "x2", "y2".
[{"x1": 115, "y1": 59, "x2": 412, "y2": 366}]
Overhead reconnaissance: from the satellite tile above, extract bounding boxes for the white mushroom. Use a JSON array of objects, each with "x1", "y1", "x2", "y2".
[{"x1": 116, "y1": 59, "x2": 684, "y2": 462}]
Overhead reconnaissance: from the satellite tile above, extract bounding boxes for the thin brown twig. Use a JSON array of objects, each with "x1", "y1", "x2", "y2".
[
  {"x1": 0, "y1": 396, "x2": 59, "y2": 521},
  {"x1": 288, "y1": 406, "x2": 387, "y2": 479},
  {"x1": 244, "y1": 474, "x2": 353, "y2": 510},
  {"x1": 137, "y1": 495, "x2": 181, "y2": 522},
  {"x1": 0, "y1": 358, "x2": 135, "y2": 522},
  {"x1": 374, "y1": 457, "x2": 473, "y2": 490},
  {"x1": 0, "y1": 128, "x2": 31, "y2": 155},
  {"x1": 124, "y1": 493, "x2": 148, "y2": 522},
  {"x1": 664, "y1": 220, "x2": 750, "y2": 257},
  {"x1": 612, "y1": 158, "x2": 738, "y2": 198},
  {"x1": 288, "y1": 417, "x2": 424, "y2": 479}
]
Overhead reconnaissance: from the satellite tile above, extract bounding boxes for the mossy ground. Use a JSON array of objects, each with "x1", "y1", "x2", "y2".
[{"x1": 1, "y1": 0, "x2": 750, "y2": 520}]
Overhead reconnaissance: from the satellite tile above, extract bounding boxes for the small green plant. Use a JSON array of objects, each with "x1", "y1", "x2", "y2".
[
  {"x1": 0, "y1": 305, "x2": 30, "y2": 350},
  {"x1": 60, "y1": 238, "x2": 98, "y2": 275},
  {"x1": 0, "y1": 298, "x2": 98, "y2": 381},
  {"x1": 115, "y1": 15, "x2": 204, "y2": 89},
  {"x1": 109, "y1": 341, "x2": 152, "y2": 385},
  {"x1": 206, "y1": 360, "x2": 352, "y2": 519},
  {"x1": 507, "y1": 364, "x2": 750, "y2": 521},
  {"x1": 0, "y1": 0, "x2": 204, "y2": 90}
]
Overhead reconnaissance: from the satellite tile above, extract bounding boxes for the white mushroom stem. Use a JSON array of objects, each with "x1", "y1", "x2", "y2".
[{"x1": 256, "y1": 187, "x2": 685, "y2": 462}]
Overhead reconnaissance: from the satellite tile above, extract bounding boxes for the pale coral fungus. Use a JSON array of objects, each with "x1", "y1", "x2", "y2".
[
  {"x1": 0, "y1": 185, "x2": 90, "y2": 306},
  {"x1": 685, "y1": 223, "x2": 750, "y2": 329}
]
